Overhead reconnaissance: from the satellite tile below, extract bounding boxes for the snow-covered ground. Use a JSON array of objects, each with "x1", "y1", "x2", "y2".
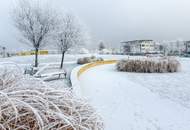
[
  {"x1": 0, "y1": 54, "x2": 129, "y2": 65},
  {"x1": 0, "y1": 54, "x2": 82, "y2": 87},
  {"x1": 2, "y1": 54, "x2": 190, "y2": 129},
  {"x1": 79, "y1": 58, "x2": 190, "y2": 130}
]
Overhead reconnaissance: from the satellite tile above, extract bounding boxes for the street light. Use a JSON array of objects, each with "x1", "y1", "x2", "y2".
[{"x1": 0, "y1": 45, "x2": 6, "y2": 58}]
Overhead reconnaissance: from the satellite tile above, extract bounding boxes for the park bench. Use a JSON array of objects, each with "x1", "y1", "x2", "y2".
[
  {"x1": 35, "y1": 70, "x2": 66, "y2": 81},
  {"x1": 33, "y1": 63, "x2": 67, "y2": 81}
]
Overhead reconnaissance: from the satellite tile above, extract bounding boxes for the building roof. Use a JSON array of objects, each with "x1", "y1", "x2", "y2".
[
  {"x1": 185, "y1": 41, "x2": 190, "y2": 44},
  {"x1": 121, "y1": 40, "x2": 153, "y2": 44}
]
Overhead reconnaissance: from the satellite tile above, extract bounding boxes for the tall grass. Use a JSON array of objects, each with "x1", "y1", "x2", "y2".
[
  {"x1": 116, "y1": 57, "x2": 180, "y2": 73},
  {"x1": 77, "y1": 56, "x2": 104, "y2": 65},
  {"x1": 0, "y1": 65, "x2": 104, "y2": 130}
]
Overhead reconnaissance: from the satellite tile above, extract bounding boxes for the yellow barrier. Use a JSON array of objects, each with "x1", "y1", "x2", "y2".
[
  {"x1": 16, "y1": 50, "x2": 48, "y2": 56},
  {"x1": 77, "y1": 60, "x2": 117, "y2": 78}
]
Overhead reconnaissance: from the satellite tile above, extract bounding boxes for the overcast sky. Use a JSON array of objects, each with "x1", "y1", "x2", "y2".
[{"x1": 0, "y1": 0, "x2": 190, "y2": 51}]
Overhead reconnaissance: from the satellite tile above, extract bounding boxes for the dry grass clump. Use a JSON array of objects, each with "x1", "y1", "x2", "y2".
[
  {"x1": 0, "y1": 63, "x2": 23, "y2": 90},
  {"x1": 116, "y1": 57, "x2": 180, "y2": 73},
  {"x1": 77, "y1": 56, "x2": 104, "y2": 65},
  {"x1": 0, "y1": 65, "x2": 104, "y2": 130}
]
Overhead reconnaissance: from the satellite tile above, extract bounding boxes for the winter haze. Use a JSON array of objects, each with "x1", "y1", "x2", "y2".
[{"x1": 0, "y1": 0, "x2": 190, "y2": 50}]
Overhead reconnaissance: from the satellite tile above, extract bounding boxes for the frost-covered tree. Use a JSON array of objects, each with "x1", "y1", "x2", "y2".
[
  {"x1": 13, "y1": 0, "x2": 58, "y2": 67},
  {"x1": 99, "y1": 41, "x2": 106, "y2": 51},
  {"x1": 56, "y1": 14, "x2": 85, "y2": 69}
]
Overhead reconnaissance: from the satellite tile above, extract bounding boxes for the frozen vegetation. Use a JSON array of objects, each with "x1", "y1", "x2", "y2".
[
  {"x1": 0, "y1": 63, "x2": 104, "y2": 130},
  {"x1": 116, "y1": 57, "x2": 180, "y2": 73},
  {"x1": 77, "y1": 56, "x2": 104, "y2": 65}
]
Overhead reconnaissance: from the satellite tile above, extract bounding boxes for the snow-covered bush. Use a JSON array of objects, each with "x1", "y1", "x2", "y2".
[
  {"x1": 77, "y1": 56, "x2": 104, "y2": 65},
  {"x1": 0, "y1": 67, "x2": 104, "y2": 130},
  {"x1": 0, "y1": 63, "x2": 23, "y2": 90},
  {"x1": 116, "y1": 57, "x2": 180, "y2": 73}
]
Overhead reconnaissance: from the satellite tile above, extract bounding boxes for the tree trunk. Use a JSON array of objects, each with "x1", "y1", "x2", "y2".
[
  {"x1": 35, "y1": 48, "x2": 39, "y2": 67},
  {"x1": 60, "y1": 51, "x2": 65, "y2": 69}
]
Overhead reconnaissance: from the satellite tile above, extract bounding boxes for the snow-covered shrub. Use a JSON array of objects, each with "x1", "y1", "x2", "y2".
[
  {"x1": 0, "y1": 67, "x2": 104, "y2": 130},
  {"x1": 77, "y1": 56, "x2": 104, "y2": 65},
  {"x1": 116, "y1": 57, "x2": 180, "y2": 73},
  {"x1": 0, "y1": 63, "x2": 23, "y2": 90}
]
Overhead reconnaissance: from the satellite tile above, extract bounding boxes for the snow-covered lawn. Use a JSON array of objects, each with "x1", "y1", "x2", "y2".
[
  {"x1": 0, "y1": 54, "x2": 82, "y2": 87},
  {"x1": 0, "y1": 54, "x2": 131, "y2": 65},
  {"x1": 79, "y1": 58, "x2": 190, "y2": 130},
  {"x1": 1, "y1": 54, "x2": 190, "y2": 129}
]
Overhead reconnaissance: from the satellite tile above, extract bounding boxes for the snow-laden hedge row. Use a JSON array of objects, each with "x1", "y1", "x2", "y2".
[
  {"x1": 116, "y1": 57, "x2": 180, "y2": 73},
  {"x1": 0, "y1": 65, "x2": 104, "y2": 130},
  {"x1": 77, "y1": 56, "x2": 104, "y2": 65}
]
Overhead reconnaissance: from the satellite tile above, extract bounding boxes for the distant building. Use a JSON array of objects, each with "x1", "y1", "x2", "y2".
[
  {"x1": 111, "y1": 48, "x2": 121, "y2": 55},
  {"x1": 99, "y1": 48, "x2": 112, "y2": 54},
  {"x1": 78, "y1": 48, "x2": 90, "y2": 54},
  {"x1": 184, "y1": 41, "x2": 190, "y2": 54},
  {"x1": 121, "y1": 40, "x2": 159, "y2": 54},
  {"x1": 161, "y1": 40, "x2": 185, "y2": 55}
]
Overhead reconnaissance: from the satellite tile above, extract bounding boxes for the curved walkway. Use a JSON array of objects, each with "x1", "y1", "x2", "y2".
[{"x1": 79, "y1": 64, "x2": 190, "y2": 130}]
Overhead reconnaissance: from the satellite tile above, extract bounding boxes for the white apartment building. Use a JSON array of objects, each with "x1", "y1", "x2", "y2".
[{"x1": 121, "y1": 40, "x2": 158, "y2": 54}]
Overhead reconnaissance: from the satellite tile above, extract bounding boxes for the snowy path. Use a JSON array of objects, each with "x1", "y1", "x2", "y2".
[{"x1": 79, "y1": 64, "x2": 190, "y2": 130}]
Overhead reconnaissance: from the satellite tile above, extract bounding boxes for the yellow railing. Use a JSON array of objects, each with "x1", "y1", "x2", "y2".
[{"x1": 77, "y1": 60, "x2": 117, "y2": 78}]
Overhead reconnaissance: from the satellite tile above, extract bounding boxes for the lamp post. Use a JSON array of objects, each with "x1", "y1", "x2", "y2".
[{"x1": 2, "y1": 47, "x2": 6, "y2": 58}]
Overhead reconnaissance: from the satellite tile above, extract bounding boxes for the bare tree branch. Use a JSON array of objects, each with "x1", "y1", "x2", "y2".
[
  {"x1": 13, "y1": 0, "x2": 58, "y2": 67},
  {"x1": 55, "y1": 13, "x2": 87, "y2": 68}
]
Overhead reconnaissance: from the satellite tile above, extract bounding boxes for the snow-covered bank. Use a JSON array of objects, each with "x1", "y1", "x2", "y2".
[
  {"x1": 79, "y1": 59, "x2": 190, "y2": 130},
  {"x1": 70, "y1": 65, "x2": 84, "y2": 97}
]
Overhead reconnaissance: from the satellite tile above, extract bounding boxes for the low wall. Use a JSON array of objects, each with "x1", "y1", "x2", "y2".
[
  {"x1": 77, "y1": 60, "x2": 117, "y2": 77},
  {"x1": 71, "y1": 60, "x2": 117, "y2": 97}
]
